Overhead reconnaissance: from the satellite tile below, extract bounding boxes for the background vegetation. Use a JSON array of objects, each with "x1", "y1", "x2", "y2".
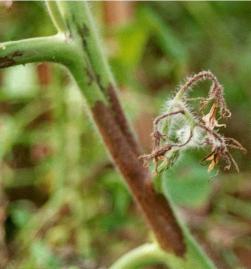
[{"x1": 0, "y1": 1, "x2": 251, "y2": 268}]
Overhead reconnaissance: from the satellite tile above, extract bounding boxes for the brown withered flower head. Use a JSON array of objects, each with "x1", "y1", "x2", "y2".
[{"x1": 140, "y1": 71, "x2": 246, "y2": 174}]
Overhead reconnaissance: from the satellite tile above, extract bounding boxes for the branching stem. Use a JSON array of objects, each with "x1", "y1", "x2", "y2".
[
  {"x1": 0, "y1": 35, "x2": 74, "y2": 67},
  {"x1": 45, "y1": 1, "x2": 67, "y2": 33},
  {"x1": 0, "y1": 2, "x2": 219, "y2": 268}
]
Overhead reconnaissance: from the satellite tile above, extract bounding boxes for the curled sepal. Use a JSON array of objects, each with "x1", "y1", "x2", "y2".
[{"x1": 140, "y1": 71, "x2": 246, "y2": 174}]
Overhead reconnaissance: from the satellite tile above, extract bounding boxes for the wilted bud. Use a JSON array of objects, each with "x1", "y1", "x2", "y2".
[{"x1": 139, "y1": 71, "x2": 246, "y2": 174}]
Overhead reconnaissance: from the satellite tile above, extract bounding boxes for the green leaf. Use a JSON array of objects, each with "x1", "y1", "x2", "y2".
[
  {"x1": 2, "y1": 65, "x2": 38, "y2": 99},
  {"x1": 161, "y1": 153, "x2": 214, "y2": 208}
]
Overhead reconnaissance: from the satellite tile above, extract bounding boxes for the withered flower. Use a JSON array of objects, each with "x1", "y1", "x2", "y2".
[{"x1": 140, "y1": 71, "x2": 246, "y2": 174}]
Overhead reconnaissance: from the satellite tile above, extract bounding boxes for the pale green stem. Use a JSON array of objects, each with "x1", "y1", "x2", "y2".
[
  {"x1": 110, "y1": 243, "x2": 168, "y2": 269},
  {"x1": 110, "y1": 231, "x2": 217, "y2": 269},
  {"x1": 58, "y1": 1, "x2": 115, "y2": 90},
  {"x1": 0, "y1": 35, "x2": 76, "y2": 68},
  {"x1": 46, "y1": 0, "x2": 67, "y2": 33},
  {"x1": 0, "y1": 35, "x2": 106, "y2": 105},
  {"x1": 57, "y1": 1, "x2": 141, "y2": 154},
  {"x1": 110, "y1": 225, "x2": 217, "y2": 269}
]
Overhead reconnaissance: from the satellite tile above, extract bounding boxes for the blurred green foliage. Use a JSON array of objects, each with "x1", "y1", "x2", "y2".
[{"x1": 0, "y1": 2, "x2": 251, "y2": 269}]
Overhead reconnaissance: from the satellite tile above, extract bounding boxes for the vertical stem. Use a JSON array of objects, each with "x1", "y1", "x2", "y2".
[
  {"x1": 49, "y1": 1, "x2": 210, "y2": 260},
  {"x1": 0, "y1": 2, "x2": 218, "y2": 267},
  {"x1": 89, "y1": 99, "x2": 185, "y2": 255},
  {"x1": 58, "y1": 1, "x2": 141, "y2": 155},
  {"x1": 45, "y1": 0, "x2": 67, "y2": 33}
]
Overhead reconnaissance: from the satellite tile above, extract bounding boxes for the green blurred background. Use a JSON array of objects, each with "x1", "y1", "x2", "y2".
[{"x1": 0, "y1": 1, "x2": 251, "y2": 269}]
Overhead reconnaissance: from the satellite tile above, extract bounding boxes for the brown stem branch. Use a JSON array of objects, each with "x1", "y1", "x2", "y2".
[
  {"x1": 92, "y1": 100, "x2": 185, "y2": 256},
  {"x1": 107, "y1": 84, "x2": 141, "y2": 156}
]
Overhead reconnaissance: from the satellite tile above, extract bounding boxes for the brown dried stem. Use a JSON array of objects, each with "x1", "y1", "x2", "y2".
[{"x1": 92, "y1": 101, "x2": 185, "y2": 255}]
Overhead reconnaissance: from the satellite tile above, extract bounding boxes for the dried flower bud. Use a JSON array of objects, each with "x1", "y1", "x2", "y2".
[{"x1": 139, "y1": 71, "x2": 246, "y2": 174}]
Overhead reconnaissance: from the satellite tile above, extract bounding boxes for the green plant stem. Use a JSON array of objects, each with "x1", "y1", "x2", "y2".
[
  {"x1": 0, "y1": 2, "x2": 218, "y2": 268},
  {"x1": 46, "y1": 2, "x2": 186, "y2": 256},
  {"x1": 58, "y1": 1, "x2": 115, "y2": 92},
  {"x1": 110, "y1": 188, "x2": 217, "y2": 269},
  {"x1": 0, "y1": 35, "x2": 106, "y2": 105},
  {"x1": 45, "y1": 1, "x2": 67, "y2": 33},
  {"x1": 57, "y1": 1, "x2": 141, "y2": 155},
  {"x1": 0, "y1": 35, "x2": 74, "y2": 68},
  {"x1": 111, "y1": 228, "x2": 217, "y2": 269},
  {"x1": 110, "y1": 244, "x2": 169, "y2": 269}
]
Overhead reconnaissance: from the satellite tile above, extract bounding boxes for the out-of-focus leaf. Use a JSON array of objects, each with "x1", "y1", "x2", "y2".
[
  {"x1": 2, "y1": 65, "x2": 38, "y2": 99},
  {"x1": 140, "y1": 6, "x2": 187, "y2": 62},
  {"x1": 111, "y1": 18, "x2": 150, "y2": 84},
  {"x1": 162, "y1": 154, "x2": 214, "y2": 208},
  {"x1": 9, "y1": 200, "x2": 34, "y2": 228},
  {"x1": 111, "y1": 5, "x2": 188, "y2": 84},
  {"x1": 31, "y1": 241, "x2": 61, "y2": 269},
  {"x1": 99, "y1": 171, "x2": 132, "y2": 231},
  {"x1": 184, "y1": 2, "x2": 234, "y2": 49}
]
